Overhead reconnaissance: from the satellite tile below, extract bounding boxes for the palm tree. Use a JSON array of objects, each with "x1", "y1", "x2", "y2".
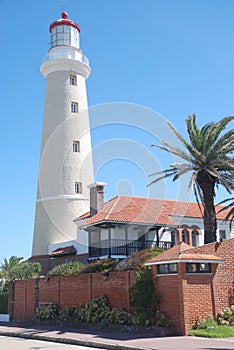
[
  {"x1": 149, "y1": 114, "x2": 234, "y2": 244},
  {"x1": 0, "y1": 256, "x2": 23, "y2": 281}
]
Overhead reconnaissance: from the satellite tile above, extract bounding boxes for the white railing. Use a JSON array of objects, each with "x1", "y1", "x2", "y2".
[{"x1": 42, "y1": 47, "x2": 89, "y2": 66}]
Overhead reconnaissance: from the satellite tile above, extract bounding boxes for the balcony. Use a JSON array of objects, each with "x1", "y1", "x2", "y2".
[
  {"x1": 43, "y1": 47, "x2": 89, "y2": 65},
  {"x1": 89, "y1": 239, "x2": 172, "y2": 259}
]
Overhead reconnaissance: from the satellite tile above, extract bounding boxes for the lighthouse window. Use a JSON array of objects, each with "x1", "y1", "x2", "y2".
[
  {"x1": 75, "y1": 182, "x2": 82, "y2": 194},
  {"x1": 71, "y1": 102, "x2": 78, "y2": 113},
  {"x1": 70, "y1": 75, "x2": 77, "y2": 86},
  {"x1": 73, "y1": 141, "x2": 80, "y2": 153}
]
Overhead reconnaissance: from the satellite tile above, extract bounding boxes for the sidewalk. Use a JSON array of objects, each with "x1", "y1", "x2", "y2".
[{"x1": 0, "y1": 322, "x2": 234, "y2": 350}]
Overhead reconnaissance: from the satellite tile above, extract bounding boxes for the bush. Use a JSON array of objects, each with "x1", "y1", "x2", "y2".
[
  {"x1": 116, "y1": 248, "x2": 162, "y2": 270},
  {"x1": 48, "y1": 262, "x2": 84, "y2": 277},
  {"x1": 108, "y1": 308, "x2": 132, "y2": 325},
  {"x1": 192, "y1": 314, "x2": 217, "y2": 330},
  {"x1": 0, "y1": 292, "x2": 8, "y2": 314},
  {"x1": 129, "y1": 268, "x2": 160, "y2": 326},
  {"x1": 78, "y1": 295, "x2": 110, "y2": 323},
  {"x1": 59, "y1": 305, "x2": 78, "y2": 323},
  {"x1": 80, "y1": 259, "x2": 116, "y2": 274},
  {"x1": 34, "y1": 303, "x2": 59, "y2": 320},
  {"x1": 217, "y1": 305, "x2": 234, "y2": 326}
]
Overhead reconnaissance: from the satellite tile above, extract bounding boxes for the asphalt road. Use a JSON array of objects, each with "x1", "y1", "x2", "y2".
[{"x1": 0, "y1": 335, "x2": 105, "y2": 350}]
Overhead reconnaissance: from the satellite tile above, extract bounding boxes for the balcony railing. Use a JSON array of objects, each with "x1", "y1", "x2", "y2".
[
  {"x1": 89, "y1": 239, "x2": 172, "y2": 259},
  {"x1": 42, "y1": 49, "x2": 89, "y2": 66}
]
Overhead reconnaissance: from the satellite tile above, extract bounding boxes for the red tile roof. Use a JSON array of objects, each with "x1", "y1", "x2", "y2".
[
  {"x1": 75, "y1": 196, "x2": 229, "y2": 228},
  {"x1": 49, "y1": 245, "x2": 77, "y2": 257},
  {"x1": 145, "y1": 242, "x2": 223, "y2": 264}
]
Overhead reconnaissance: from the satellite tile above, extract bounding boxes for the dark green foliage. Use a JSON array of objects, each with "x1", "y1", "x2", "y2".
[
  {"x1": 80, "y1": 259, "x2": 116, "y2": 274},
  {"x1": 12, "y1": 262, "x2": 41, "y2": 279},
  {"x1": 150, "y1": 114, "x2": 234, "y2": 243},
  {"x1": 59, "y1": 305, "x2": 79, "y2": 323},
  {"x1": 34, "y1": 303, "x2": 59, "y2": 320},
  {"x1": 108, "y1": 308, "x2": 132, "y2": 325},
  {"x1": 0, "y1": 256, "x2": 41, "y2": 292},
  {"x1": 192, "y1": 314, "x2": 217, "y2": 330},
  {"x1": 34, "y1": 294, "x2": 170, "y2": 330},
  {"x1": 78, "y1": 295, "x2": 110, "y2": 323},
  {"x1": 47, "y1": 250, "x2": 163, "y2": 277},
  {"x1": 0, "y1": 292, "x2": 8, "y2": 314},
  {"x1": 47, "y1": 262, "x2": 84, "y2": 277},
  {"x1": 59, "y1": 296, "x2": 132, "y2": 325},
  {"x1": 116, "y1": 248, "x2": 163, "y2": 270},
  {"x1": 48, "y1": 259, "x2": 116, "y2": 277},
  {"x1": 129, "y1": 268, "x2": 160, "y2": 325}
]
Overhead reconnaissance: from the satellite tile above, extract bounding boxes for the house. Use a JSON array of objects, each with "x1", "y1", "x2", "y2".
[{"x1": 48, "y1": 182, "x2": 233, "y2": 262}]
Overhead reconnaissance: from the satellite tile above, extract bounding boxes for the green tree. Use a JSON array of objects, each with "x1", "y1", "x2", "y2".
[
  {"x1": 0, "y1": 256, "x2": 23, "y2": 281},
  {"x1": 0, "y1": 256, "x2": 41, "y2": 292},
  {"x1": 149, "y1": 114, "x2": 234, "y2": 243}
]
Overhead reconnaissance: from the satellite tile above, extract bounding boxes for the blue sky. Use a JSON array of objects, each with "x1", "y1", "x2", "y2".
[{"x1": 0, "y1": 0, "x2": 234, "y2": 260}]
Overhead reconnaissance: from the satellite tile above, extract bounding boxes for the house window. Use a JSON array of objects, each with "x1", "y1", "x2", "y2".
[
  {"x1": 186, "y1": 263, "x2": 211, "y2": 274},
  {"x1": 70, "y1": 75, "x2": 77, "y2": 86},
  {"x1": 157, "y1": 263, "x2": 178, "y2": 275},
  {"x1": 192, "y1": 230, "x2": 197, "y2": 247},
  {"x1": 182, "y1": 230, "x2": 187, "y2": 243},
  {"x1": 75, "y1": 182, "x2": 82, "y2": 194},
  {"x1": 73, "y1": 141, "x2": 80, "y2": 153},
  {"x1": 171, "y1": 231, "x2": 176, "y2": 247},
  {"x1": 219, "y1": 230, "x2": 226, "y2": 240},
  {"x1": 71, "y1": 102, "x2": 78, "y2": 113}
]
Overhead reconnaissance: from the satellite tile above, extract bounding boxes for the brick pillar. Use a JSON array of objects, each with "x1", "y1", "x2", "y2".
[
  {"x1": 34, "y1": 277, "x2": 40, "y2": 315},
  {"x1": 187, "y1": 229, "x2": 192, "y2": 246},
  {"x1": 176, "y1": 228, "x2": 182, "y2": 244},
  {"x1": 8, "y1": 281, "x2": 15, "y2": 322}
]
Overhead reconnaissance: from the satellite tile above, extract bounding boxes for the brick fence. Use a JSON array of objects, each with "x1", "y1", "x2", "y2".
[
  {"x1": 9, "y1": 270, "x2": 137, "y2": 324},
  {"x1": 152, "y1": 238, "x2": 234, "y2": 334},
  {"x1": 9, "y1": 239, "x2": 234, "y2": 335}
]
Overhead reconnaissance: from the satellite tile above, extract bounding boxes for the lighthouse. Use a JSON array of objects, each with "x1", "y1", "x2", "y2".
[{"x1": 32, "y1": 12, "x2": 94, "y2": 256}]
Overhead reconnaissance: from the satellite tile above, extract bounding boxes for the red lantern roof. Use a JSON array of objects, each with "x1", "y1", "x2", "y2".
[{"x1": 49, "y1": 12, "x2": 80, "y2": 33}]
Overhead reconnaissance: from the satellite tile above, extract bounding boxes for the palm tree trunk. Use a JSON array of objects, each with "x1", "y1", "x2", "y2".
[{"x1": 197, "y1": 171, "x2": 217, "y2": 244}]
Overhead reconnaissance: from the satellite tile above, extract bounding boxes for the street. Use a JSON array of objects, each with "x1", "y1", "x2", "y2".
[{"x1": 0, "y1": 336, "x2": 105, "y2": 350}]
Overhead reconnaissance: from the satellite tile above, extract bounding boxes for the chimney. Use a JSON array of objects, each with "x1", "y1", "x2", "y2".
[{"x1": 88, "y1": 182, "x2": 106, "y2": 217}]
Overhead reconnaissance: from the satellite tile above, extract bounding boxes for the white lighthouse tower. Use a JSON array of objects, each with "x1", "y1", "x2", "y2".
[{"x1": 32, "y1": 12, "x2": 94, "y2": 256}]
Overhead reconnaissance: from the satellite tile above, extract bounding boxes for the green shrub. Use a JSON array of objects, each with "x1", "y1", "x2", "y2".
[
  {"x1": 48, "y1": 262, "x2": 84, "y2": 277},
  {"x1": 217, "y1": 305, "x2": 234, "y2": 326},
  {"x1": 116, "y1": 248, "x2": 162, "y2": 270},
  {"x1": 80, "y1": 259, "x2": 116, "y2": 274},
  {"x1": 129, "y1": 268, "x2": 160, "y2": 326},
  {"x1": 0, "y1": 292, "x2": 8, "y2": 314},
  {"x1": 192, "y1": 314, "x2": 217, "y2": 330},
  {"x1": 108, "y1": 308, "x2": 132, "y2": 324},
  {"x1": 34, "y1": 303, "x2": 59, "y2": 320},
  {"x1": 78, "y1": 295, "x2": 110, "y2": 323},
  {"x1": 59, "y1": 305, "x2": 78, "y2": 323}
]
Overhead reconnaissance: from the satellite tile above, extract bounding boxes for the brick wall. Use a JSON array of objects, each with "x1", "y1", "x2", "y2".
[
  {"x1": 13, "y1": 279, "x2": 36, "y2": 323},
  {"x1": 11, "y1": 239, "x2": 234, "y2": 335},
  {"x1": 153, "y1": 238, "x2": 234, "y2": 334},
  {"x1": 11, "y1": 270, "x2": 136, "y2": 323},
  {"x1": 186, "y1": 239, "x2": 234, "y2": 315}
]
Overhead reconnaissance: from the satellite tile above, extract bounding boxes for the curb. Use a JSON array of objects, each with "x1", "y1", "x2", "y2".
[{"x1": 0, "y1": 330, "x2": 148, "y2": 350}]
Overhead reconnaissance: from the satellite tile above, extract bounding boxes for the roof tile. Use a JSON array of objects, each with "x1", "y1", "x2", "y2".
[{"x1": 76, "y1": 196, "x2": 229, "y2": 228}]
